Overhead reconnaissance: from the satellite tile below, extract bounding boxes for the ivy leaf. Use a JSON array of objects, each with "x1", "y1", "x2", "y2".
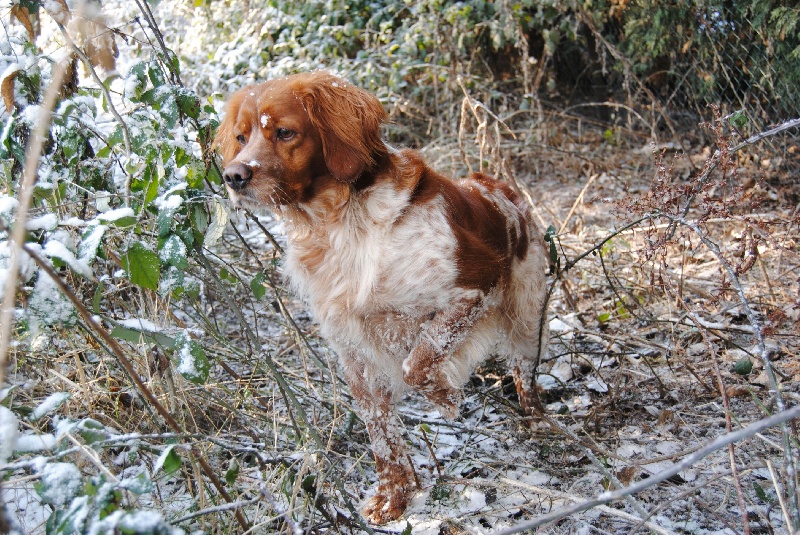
[{"x1": 121, "y1": 241, "x2": 161, "y2": 291}]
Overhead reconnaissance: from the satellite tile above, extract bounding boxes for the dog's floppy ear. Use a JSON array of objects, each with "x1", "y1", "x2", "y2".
[
  {"x1": 212, "y1": 88, "x2": 248, "y2": 164},
  {"x1": 296, "y1": 73, "x2": 387, "y2": 183}
]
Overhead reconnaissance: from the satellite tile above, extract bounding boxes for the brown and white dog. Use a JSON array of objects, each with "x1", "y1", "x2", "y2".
[{"x1": 214, "y1": 71, "x2": 549, "y2": 524}]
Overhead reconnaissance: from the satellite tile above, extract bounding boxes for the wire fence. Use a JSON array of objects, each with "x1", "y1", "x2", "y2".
[{"x1": 560, "y1": 3, "x2": 799, "y2": 174}]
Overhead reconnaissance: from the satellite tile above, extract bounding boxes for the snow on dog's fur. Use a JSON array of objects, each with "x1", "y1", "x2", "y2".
[{"x1": 214, "y1": 71, "x2": 550, "y2": 524}]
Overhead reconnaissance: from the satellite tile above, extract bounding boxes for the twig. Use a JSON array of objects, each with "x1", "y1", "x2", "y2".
[
  {"x1": 673, "y1": 117, "x2": 800, "y2": 235},
  {"x1": 684, "y1": 306, "x2": 751, "y2": 535},
  {"x1": 499, "y1": 478, "x2": 678, "y2": 535},
  {"x1": 492, "y1": 404, "x2": 800, "y2": 535}
]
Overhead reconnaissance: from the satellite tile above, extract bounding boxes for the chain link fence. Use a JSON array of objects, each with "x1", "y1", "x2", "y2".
[{"x1": 561, "y1": 2, "x2": 799, "y2": 174}]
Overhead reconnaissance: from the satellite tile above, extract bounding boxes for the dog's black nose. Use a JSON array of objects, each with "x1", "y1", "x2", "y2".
[{"x1": 222, "y1": 163, "x2": 253, "y2": 191}]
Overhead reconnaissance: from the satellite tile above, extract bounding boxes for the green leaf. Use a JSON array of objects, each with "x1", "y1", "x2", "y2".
[
  {"x1": 250, "y1": 272, "x2": 267, "y2": 300},
  {"x1": 597, "y1": 312, "x2": 612, "y2": 323},
  {"x1": 176, "y1": 89, "x2": 200, "y2": 120},
  {"x1": 729, "y1": 110, "x2": 748, "y2": 130},
  {"x1": 77, "y1": 418, "x2": 108, "y2": 444},
  {"x1": 225, "y1": 458, "x2": 239, "y2": 486},
  {"x1": 155, "y1": 445, "x2": 182, "y2": 476},
  {"x1": 110, "y1": 325, "x2": 176, "y2": 349},
  {"x1": 174, "y1": 332, "x2": 210, "y2": 384},
  {"x1": 401, "y1": 521, "x2": 413, "y2": 535},
  {"x1": 121, "y1": 241, "x2": 161, "y2": 291},
  {"x1": 159, "y1": 234, "x2": 188, "y2": 269}
]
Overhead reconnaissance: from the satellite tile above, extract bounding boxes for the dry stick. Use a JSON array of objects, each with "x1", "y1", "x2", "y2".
[
  {"x1": 18, "y1": 244, "x2": 251, "y2": 532},
  {"x1": 493, "y1": 404, "x2": 800, "y2": 535},
  {"x1": 768, "y1": 459, "x2": 794, "y2": 530},
  {"x1": 678, "y1": 217, "x2": 799, "y2": 529},
  {"x1": 132, "y1": 0, "x2": 182, "y2": 85},
  {"x1": 628, "y1": 464, "x2": 766, "y2": 535},
  {"x1": 498, "y1": 478, "x2": 677, "y2": 535},
  {"x1": 558, "y1": 172, "x2": 598, "y2": 235}
]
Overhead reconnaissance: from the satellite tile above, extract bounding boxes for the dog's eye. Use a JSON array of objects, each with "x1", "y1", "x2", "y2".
[
  {"x1": 236, "y1": 134, "x2": 246, "y2": 144},
  {"x1": 276, "y1": 128, "x2": 296, "y2": 141}
]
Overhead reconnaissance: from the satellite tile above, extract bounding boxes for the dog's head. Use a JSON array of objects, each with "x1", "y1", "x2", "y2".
[{"x1": 213, "y1": 71, "x2": 388, "y2": 208}]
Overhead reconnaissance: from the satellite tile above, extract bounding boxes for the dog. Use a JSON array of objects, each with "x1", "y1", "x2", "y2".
[{"x1": 214, "y1": 71, "x2": 549, "y2": 524}]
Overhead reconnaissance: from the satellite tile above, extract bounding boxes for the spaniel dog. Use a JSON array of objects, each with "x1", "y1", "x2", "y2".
[{"x1": 214, "y1": 71, "x2": 549, "y2": 524}]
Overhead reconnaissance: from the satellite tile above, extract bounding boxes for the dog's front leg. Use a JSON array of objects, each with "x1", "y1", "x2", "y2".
[
  {"x1": 343, "y1": 358, "x2": 416, "y2": 524},
  {"x1": 402, "y1": 297, "x2": 486, "y2": 418}
]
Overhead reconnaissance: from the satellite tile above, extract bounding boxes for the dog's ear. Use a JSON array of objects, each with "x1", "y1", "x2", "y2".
[
  {"x1": 296, "y1": 73, "x2": 387, "y2": 183},
  {"x1": 212, "y1": 88, "x2": 248, "y2": 164}
]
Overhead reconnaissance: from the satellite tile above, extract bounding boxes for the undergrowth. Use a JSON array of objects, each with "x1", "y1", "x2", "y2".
[{"x1": 0, "y1": 1, "x2": 798, "y2": 534}]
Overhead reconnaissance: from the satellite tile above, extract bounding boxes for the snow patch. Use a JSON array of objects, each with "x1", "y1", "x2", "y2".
[
  {"x1": 26, "y1": 213, "x2": 58, "y2": 231},
  {"x1": 0, "y1": 406, "x2": 18, "y2": 463}
]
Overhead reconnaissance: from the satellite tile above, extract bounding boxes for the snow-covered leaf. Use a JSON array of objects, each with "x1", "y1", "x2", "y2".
[
  {"x1": 120, "y1": 472, "x2": 155, "y2": 495},
  {"x1": 36, "y1": 462, "x2": 83, "y2": 506},
  {"x1": 154, "y1": 444, "x2": 182, "y2": 476},
  {"x1": 174, "y1": 331, "x2": 209, "y2": 384},
  {"x1": 31, "y1": 392, "x2": 71, "y2": 421},
  {"x1": 0, "y1": 405, "x2": 18, "y2": 464},
  {"x1": 159, "y1": 234, "x2": 187, "y2": 268},
  {"x1": 203, "y1": 196, "x2": 228, "y2": 247},
  {"x1": 97, "y1": 207, "x2": 137, "y2": 228},
  {"x1": 79, "y1": 224, "x2": 107, "y2": 264}
]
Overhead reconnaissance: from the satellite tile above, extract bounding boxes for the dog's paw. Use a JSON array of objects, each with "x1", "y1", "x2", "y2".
[
  {"x1": 362, "y1": 488, "x2": 409, "y2": 525},
  {"x1": 430, "y1": 387, "x2": 463, "y2": 419}
]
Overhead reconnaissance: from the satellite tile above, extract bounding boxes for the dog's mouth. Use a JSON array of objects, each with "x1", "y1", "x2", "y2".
[{"x1": 225, "y1": 183, "x2": 289, "y2": 210}]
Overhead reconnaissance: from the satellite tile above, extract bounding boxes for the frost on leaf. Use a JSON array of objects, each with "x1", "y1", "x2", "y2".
[
  {"x1": 79, "y1": 224, "x2": 107, "y2": 264},
  {"x1": 37, "y1": 462, "x2": 83, "y2": 506},
  {"x1": 174, "y1": 331, "x2": 210, "y2": 384},
  {"x1": 29, "y1": 270, "x2": 76, "y2": 328},
  {"x1": 159, "y1": 234, "x2": 187, "y2": 268}
]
